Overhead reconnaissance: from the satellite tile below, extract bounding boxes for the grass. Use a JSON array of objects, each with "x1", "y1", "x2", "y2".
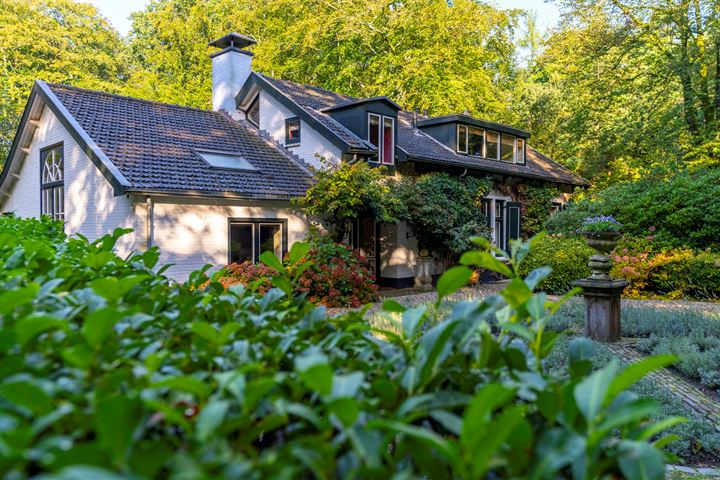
[{"x1": 366, "y1": 295, "x2": 720, "y2": 465}]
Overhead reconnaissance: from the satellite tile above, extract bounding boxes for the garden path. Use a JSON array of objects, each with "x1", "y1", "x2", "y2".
[{"x1": 607, "y1": 339, "x2": 720, "y2": 433}]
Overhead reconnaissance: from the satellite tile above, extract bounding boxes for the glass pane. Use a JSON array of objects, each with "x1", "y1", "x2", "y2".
[
  {"x1": 42, "y1": 147, "x2": 63, "y2": 183},
  {"x1": 286, "y1": 120, "x2": 300, "y2": 143},
  {"x1": 197, "y1": 151, "x2": 256, "y2": 170},
  {"x1": 57, "y1": 187, "x2": 64, "y2": 219},
  {"x1": 468, "y1": 127, "x2": 484, "y2": 156},
  {"x1": 259, "y1": 224, "x2": 282, "y2": 259},
  {"x1": 41, "y1": 189, "x2": 48, "y2": 215},
  {"x1": 457, "y1": 125, "x2": 467, "y2": 152},
  {"x1": 517, "y1": 138, "x2": 525, "y2": 163},
  {"x1": 382, "y1": 117, "x2": 394, "y2": 165},
  {"x1": 501, "y1": 134, "x2": 515, "y2": 162},
  {"x1": 368, "y1": 114, "x2": 380, "y2": 147},
  {"x1": 247, "y1": 96, "x2": 260, "y2": 126},
  {"x1": 230, "y1": 223, "x2": 254, "y2": 264},
  {"x1": 486, "y1": 131, "x2": 499, "y2": 160}
]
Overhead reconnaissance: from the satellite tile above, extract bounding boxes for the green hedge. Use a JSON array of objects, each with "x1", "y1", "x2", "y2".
[
  {"x1": 0, "y1": 217, "x2": 679, "y2": 478},
  {"x1": 545, "y1": 169, "x2": 720, "y2": 250},
  {"x1": 517, "y1": 235, "x2": 593, "y2": 294}
]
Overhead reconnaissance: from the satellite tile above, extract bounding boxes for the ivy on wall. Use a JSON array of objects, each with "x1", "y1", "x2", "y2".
[{"x1": 514, "y1": 184, "x2": 560, "y2": 238}]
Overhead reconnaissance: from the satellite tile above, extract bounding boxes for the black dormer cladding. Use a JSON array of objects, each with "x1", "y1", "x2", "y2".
[{"x1": 323, "y1": 98, "x2": 400, "y2": 148}]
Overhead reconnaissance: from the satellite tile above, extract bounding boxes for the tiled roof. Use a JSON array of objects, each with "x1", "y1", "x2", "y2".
[
  {"x1": 48, "y1": 84, "x2": 312, "y2": 198},
  {"x1": 260, "y1": 76, "x2": 588, "y2": 187}
]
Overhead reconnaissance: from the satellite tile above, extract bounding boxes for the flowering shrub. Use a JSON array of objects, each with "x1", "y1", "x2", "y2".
[
  {"x1": 611, "y1": 233, "x2": 720, "y2": 300},
  {"x1": 219, "y1": 240, "x2": 378, "y2": 307},
  {"x1": 580, "y1": 215, "x2": 623, "y2": 233}
]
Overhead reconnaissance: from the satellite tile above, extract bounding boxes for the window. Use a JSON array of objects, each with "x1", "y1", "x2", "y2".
[
  {"x1": 229, "y1": 219, "x2": 286, "y2": 264},
  {"x1": 247, "y1": 95, "x2": 260, "y2": 127},
  {"x1": 285, "y1": 118, "x2": 301, "y2": 145},
  {"x1": 457, "y1": 125, "x2": 468, "y2": 153},
  {"x1": 368, "y1": 113, "x2": 395, "y2": 165},
  {"x1": 382, "y1": 117, "x2": 394, "y2": 165},
  {"x1": 194, "y1": 150, "x2": 257, "y2": 171},
  {"x1": 517, "y1": 137, "x2": 525, "y2": 164},
  {"x1": 486, "y1": 131, "x2": 499, "y2": 160},
  {"x1": 41, "y1": 144, "x2": 64, "y2": 221},
  {"x1": 468, "y1": 127, "x2": 484, "y2": 156},
  {"x1": 501, "y1": 134, "x2": 515, "y2": 162}
]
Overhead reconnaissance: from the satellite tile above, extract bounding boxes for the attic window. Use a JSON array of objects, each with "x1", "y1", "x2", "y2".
[
  {"x1": 195, "y1": 150, "x2": 257, "y2": 171},
  {"x1": 285, "y1": 117, "x2": 301, "y2": 145},
  {"x1": 247, "y1": 95, "x2": 260, "y2": 127}
]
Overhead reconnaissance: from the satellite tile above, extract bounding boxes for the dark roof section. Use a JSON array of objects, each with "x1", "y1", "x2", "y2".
[
  {"x1": 48, "y1": 83, "x2": 312, "y2": 198},
  {"x1": 418, "y1": 114, "x2": 530, "y2": 139},
  {"x1": 208, "y1": 32, "x2": 257, "y2": 49},
  {"x1": 256, "y1": 77, "x2": 588, "y2": 187},
  {"x1": 322, "y1": 96, "x2": 403, "y2": 112},
  {"x1": 253, "y1": 74, "x2": 375, "y2": 152}
]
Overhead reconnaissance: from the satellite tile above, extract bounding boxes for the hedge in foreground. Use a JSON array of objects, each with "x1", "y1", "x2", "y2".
[{"x1": 0, "y1": 218, "x2": 680, "y2": 478}]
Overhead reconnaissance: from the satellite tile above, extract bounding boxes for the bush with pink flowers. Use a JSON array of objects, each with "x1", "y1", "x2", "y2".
[
  {"x1": 218, "y1": 240, "x2": 379, "y2": 307},
  {"x1": 611, "y1": 234, "x2": 720, "y2": 300}
]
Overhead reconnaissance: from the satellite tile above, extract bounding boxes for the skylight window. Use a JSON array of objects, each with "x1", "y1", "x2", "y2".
[{"x1": 194, "y1": 150, "x2": 257, "y2": 171}]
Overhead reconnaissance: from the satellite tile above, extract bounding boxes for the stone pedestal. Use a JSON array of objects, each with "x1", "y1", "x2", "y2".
[
  {"x1": 572, "y1": 279, "x2": 629, "y2": 342},
  {"x1": 414, "y1": 250, "x2": 433, "y2": 291}
]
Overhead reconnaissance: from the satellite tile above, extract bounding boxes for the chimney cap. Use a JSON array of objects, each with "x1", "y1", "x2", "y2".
[{"x1": 208, "y1": 32, "x2": 257, "y2": 50}]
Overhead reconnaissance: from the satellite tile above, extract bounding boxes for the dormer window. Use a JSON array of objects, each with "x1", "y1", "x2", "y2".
[
  {"x1": 285, "y1": 118, "x2": 301, "y2": 145},
  {"x1": 517, "y1": 138, "x2": 526, "y2": 164},
  {"x1": 486, "y1": 131, "x2": 499, "y2": 160},
  {"x1": 247, "y1": 95, "x2": 260, "y2": 127},
  {"x1": 501, "y1": 134, "x2": 515, "y2": 162},
  {"x1": 368, "y1": 113, "x2": 395, "y2": 165}
]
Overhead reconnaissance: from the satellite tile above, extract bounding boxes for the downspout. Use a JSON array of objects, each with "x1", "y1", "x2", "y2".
[
  {"x1": 145, "y1": 196, "x2": 154, "y2": 249},
  {"x1": 459, "y1": 168, "x2": 467, "y2": 177}
]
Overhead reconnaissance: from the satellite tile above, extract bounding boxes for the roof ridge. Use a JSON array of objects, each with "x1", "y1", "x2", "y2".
[{"x1": 45, "y1": 82, "x2": 216, "y2": 114}]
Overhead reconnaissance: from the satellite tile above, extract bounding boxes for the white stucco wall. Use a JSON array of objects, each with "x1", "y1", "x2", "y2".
[
  {"x1": 150, "y1": 196, "x2": 308, "y2": 280},
  {"x1": 379, "y1": 221, "x2": 418, "y2": 280},
  {"x1": 257, "y1": 91, "x2": 342, "y2": 169},
  {"x1": 212, "y1": 50, "x2": 253, "y2": 113},
  {"x1": 1, "y1": 105, "x2": 140, "y2": 256}
]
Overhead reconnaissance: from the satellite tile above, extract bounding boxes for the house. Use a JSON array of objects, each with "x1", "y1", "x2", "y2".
[{"x1": 0, "y1": 32, "x2": 588, "y2": 285}]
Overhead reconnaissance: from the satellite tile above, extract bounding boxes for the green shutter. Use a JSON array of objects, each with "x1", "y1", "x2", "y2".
[{"x1": 506, "y1": 202, "x2": 521, "y2": 242}]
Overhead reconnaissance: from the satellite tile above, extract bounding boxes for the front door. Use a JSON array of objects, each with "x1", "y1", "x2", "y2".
[{"x1": 354, "y1": 215, "x2": 380, "y2": 280}]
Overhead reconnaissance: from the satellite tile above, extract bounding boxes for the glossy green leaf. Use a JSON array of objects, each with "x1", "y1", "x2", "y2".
[
  {"x1": 95, "y1": 395, "x2": 142, "y2": 465},
  {"x1": 196, "y1": 400, "x2": 230, "y2": 441},
  {"x1": 573, "y1": 360, "x2": 617, "y2": 423},
  {"x1": 436, "y1": 266, "x2": 472, "y2": 301},
  {"x1": 608, "y1": 355, "x2": 677, "y2": 400},
  {"x1": 0, "y1": 380, "x2": 53, "y2": 415},
  {"x1": 153, "y1": 376, "x2": 211, "y2": 400}
]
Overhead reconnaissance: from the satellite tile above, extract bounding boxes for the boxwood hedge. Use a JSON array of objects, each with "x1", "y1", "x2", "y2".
[{"x1": 0, "y1": 217, "x2": 681, "y2": 478}]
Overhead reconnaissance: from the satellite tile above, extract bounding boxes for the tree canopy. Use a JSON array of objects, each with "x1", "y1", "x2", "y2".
[{"x1": 1, "y1": 0, "x2": 719, "y2": 188}]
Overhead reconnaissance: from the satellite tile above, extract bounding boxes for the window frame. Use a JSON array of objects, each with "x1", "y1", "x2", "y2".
[
  {"x1": 485, "y1": 130, "x2": 500, "y2": 161},
  {"x1": 40, "y1": 142, "x2": 65, "y2": 222},
  {"x1": 246, "y1": 94, "x2": 260, "y2": 127},
  {"x1": 456, "y1": 124, "x2": 468, "y2": 153},
  {"x1": 227, "y1": 217, "x2": 288, "y2": 264},
  {"x1": 367, "y1": 113, "x2": 395, "y2": 166},
  {"x1": 285, "y1": 117, "x2": 301, "y2": 145},
  {"x1": 500, "y1": 133, "x2": 516, "y2": 163},
  {"x1": 516, "y1": 137, "x2": 526, "y2": 165}
]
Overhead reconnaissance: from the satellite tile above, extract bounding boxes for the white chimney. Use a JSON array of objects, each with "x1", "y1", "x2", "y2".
[{"x1": 209, "y1": 33, "x2": 257, "y2": 112}]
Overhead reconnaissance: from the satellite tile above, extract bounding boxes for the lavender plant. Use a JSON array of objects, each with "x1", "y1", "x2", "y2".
[{"x1": 580, "y1": 215, "x2": 623, "y2": 233}]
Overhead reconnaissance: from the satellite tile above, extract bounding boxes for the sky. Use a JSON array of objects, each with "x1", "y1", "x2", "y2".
[{"x1": 88, "y1": 0, "x2": 562, "y2": 37}]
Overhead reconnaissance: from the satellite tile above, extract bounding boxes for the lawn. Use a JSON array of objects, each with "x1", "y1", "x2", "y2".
[{"x1": 368, "y1": 295, "x2": 720, "y2": 468}]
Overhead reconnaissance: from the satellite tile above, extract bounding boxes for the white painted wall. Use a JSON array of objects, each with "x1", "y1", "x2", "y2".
[
  {"x1": 379, "y1": 221, "x2": 418, "y2": 280},
  {"x1": 1, "y1": 105, "x2": 140, "y2": 256},
  {"x1": 150, "y1": 196, "x2": 308, "y2": 280},
  {"x1": 257, "y1": 91, "x2": 341, "y2": 169},
  {"x1": 212, "y1": 50, "x2": 253, "y2": 113}
]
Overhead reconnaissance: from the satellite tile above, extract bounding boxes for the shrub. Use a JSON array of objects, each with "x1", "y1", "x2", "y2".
[
  {"x1": 515, "y1": 184, "x2": 559, "y2": 238},
  {"x1": 0, "y1": 217, "x2": 680, "y2": 478},
  {"x1": 394, "y1": 172, "x2": 492, "y2": 262},
  {"x1": 220, "y1": 239, "x2": 378, "y2": 307},
  {"x1": 611, "y1": 239, "x2": 720, "y2": 300},
  {"x1": 545, "y1": 169, "x2": 720, "y2": 250},
  {"x1": 517, "y1": 235, "x2": 593, "y2": 293}
]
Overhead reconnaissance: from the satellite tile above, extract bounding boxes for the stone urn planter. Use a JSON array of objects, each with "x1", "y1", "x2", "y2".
[
  {"x1": 580, "y1": 231, "x2": 621, "y2": 281},
  {"x1": 414, "y1": 248, "x2": 433, "y2": 291}
]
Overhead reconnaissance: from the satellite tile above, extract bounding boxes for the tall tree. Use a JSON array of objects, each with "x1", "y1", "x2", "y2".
[
  {"x1": 126, "y1": 0, "x2": 520, "y2": 117},
  {"x1": 0, "y1": 0, "x2": 129, "y2": 162}
]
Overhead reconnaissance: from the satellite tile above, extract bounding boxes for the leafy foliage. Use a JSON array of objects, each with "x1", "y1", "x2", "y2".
[
  {"x1": 545, "y1": 169, "x2": 720, "y2": 250},
  {"x1": 394, "y1": 172, "x2": 492, "y2": 259},
  {"x1": 0, "y1": 216, "x2": 679, "y2": 478},
  {"x1": 219, "y1": 239, "x2": 379, "y2": 307},
  {"x1": 0, "y1": 0, "x2": 129, "y2": 161},
  {"x1": 515, "y1": 184, "x2": 559, "y2": 238},
  {"x1": 517, "y1": 235, "x2": 594, "y2": 294},
  {"x1": 293, "y1": 159, "x2": 399, "y2": 242}
]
